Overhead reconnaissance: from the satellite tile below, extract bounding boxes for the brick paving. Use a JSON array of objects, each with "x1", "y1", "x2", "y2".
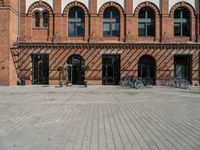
[{"x1": 0, "y1": 86, "x2": 200, "y2": 150}]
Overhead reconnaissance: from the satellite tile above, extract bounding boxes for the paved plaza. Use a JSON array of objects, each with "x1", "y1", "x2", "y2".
[{"x1": 0, "y1": 86, "x2": 200, "y2": 150}]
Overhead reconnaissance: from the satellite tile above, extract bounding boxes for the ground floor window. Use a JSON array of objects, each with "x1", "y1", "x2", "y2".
[
  {"x1": 102, "y1": 55, "x2": 120, "y2": 85},
  {"x1": 138, "y1": 55, "x2": 156, "y2": 84},
  {"x1": 174, "y1": 55, "x2": 191, "y2": 81},
  {"x1": 67, "y1": 55, "x2": 85, "y2": 85},
  {"x1": 32, "y1": 54, "x2": 49, "y2": 85}
]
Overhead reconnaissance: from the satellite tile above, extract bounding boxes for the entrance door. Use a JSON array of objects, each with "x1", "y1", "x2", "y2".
[
  {"x1": 102, "y1": 55, "x2": 120, "y2": 85},
  {"x1": 67, "y1": 55, "x2": 85, "y2": 85},
  {"x1": 32, "y1": 54, "x2": 49, "y2": 85},
  {"x1": 174, "y1": 55, "x2": 191, "y2": 81},
  {"x1": 138, "y1": 55, "x2": 156, "y2": 84}
]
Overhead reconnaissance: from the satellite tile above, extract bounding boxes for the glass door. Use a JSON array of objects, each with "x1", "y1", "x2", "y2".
[{"x1": 102, "y1": 55, "x2": 120, "y2": 85}]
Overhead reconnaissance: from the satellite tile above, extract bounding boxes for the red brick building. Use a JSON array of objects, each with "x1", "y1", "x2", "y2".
[{"x1": 0, "y1": 0, "x2": 200, "y2": 86}]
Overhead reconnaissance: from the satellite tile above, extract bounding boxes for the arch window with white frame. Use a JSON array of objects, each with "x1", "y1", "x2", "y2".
[
  {"x1": 68, "y1": 7, "x2": 85, "y2": 37},
  {"x1": 174, "y1": 7, "x2": 190, "y2": 37},
  {"x1": 35, "y1": 11, "x2": 40, "y2": 27},
  {"x1": 138, "y1": 7, "x2": 155, "y2": 37},
  {"x1": 103, "y1": 7, "x2": 120, "y2": 37}
]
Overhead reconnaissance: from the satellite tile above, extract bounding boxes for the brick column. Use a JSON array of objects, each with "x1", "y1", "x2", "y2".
[
  {"x1": 54, "y1": 0, "x2": 62, "y2": 41},
  {"x1": 120, "y1": 15, "x2": 125, "y2": 41},
  {"x1": 125, "y1": 0, "x2": 134, "y2": 42},
  {"x1": 89, "y1": 0, "x2": 97, "y2": 42},
  {"x1": 196, "y1": 0, "x2": 200, "y2": 42},
  {"x1": 20, "y1": 0, "x2": 26, "y2": 41},
  {"x1": 48, "y1": 15, "x2": 53, "y2": 41},
  {"x1": 84, "y1": 15, "x2": 89, "y2": 41},
  {"x1": 191, "y1": 16, "x2": 196, "y2": 42},
  {"x1": 161, "y1": 0, "x2": 171, "y2": 42}
]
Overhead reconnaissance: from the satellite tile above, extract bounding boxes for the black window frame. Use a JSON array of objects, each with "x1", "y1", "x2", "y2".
[
  {"x1": 68, "y1": 7, "x2": 85, "y2": 37},
  {"x1": 103, "y1": 7, "x2": 120, "y2": 37},
  {"x1": 35, "y1": 11, "x2": 40, "y2": 27},
  {"x1": 174, "y1": 7, "x2": 190, "y2": 37},
  {"x1": 138, "y1": 7, "x2": 155, "y2": 37},
  {"x1": 43, "y1": 11, "x2": 49, "y2": 28}
]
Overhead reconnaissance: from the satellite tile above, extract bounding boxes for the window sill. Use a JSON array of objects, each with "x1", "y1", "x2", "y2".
[{"x1": 32, "y1": 27, "x2": 48, "y2": 30}]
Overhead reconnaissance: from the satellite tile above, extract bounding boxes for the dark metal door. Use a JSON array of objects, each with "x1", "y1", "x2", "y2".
[
  {"x1": 32, "y1": 54, "x2": 49, "y2": 85},
  {"x1": 102, "y1": 55, "x2": 120, "y2": 85}
]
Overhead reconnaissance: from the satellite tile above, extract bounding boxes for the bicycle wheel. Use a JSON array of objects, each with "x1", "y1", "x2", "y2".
[
  {"x1": 146, "y1": 80, "x2": 153, "y2": 88},
  {"x1": 179, "y1": 79, "x2": 190, "y2": 89},
  {"x1": 134, "y1": 80, "x2": 144, "y2": 89}
]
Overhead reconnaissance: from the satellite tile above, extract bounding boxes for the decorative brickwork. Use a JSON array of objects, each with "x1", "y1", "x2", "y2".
[
  {"x1": 98, "y1": 1, "x2": 124, "y2": 16},
  {"x1": 27, "y1": 1, "x2": 53, "y2": 16},
  {"x1": 63, "y1": 1, "x2": 89, "y2": 16},
  {"x1": 134, "y1": 1, "x2": 160, "y2": 16},
  {"x1": 169, "y1": 2, "x2": 195, "y2": 17}
]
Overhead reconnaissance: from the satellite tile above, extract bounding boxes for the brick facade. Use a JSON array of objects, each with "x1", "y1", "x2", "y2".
[{"x1": 1, "y1": 0, "x2": 200, "y2": 86}]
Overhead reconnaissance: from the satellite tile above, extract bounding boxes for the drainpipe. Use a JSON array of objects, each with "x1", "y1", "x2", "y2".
[{"x1": 17, "y1": 0, "x2": 21, "y2": 83}]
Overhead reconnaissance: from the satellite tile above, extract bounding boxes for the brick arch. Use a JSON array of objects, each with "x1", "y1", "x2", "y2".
[
  {"x1": 27, "y1": 1, "x2": 53, "y2": 16},
  {"x1": 169, "y1": 2, "x2": 195, "y2": 17},
  {"x1": 63, "y1": 1, "x2": 89, "y2": 16},
  {"x1": 134, "y1": 1, "x2": 160, "y2": 16},
  {"x1": 0, "y1": 0, "x2": 4, "y2": 7},
  {"x1": 98, "y1": 1, "x2": 124, "y2": 17}
]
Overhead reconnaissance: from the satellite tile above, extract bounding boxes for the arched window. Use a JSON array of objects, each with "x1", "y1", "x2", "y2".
[
  {"x1": 103, "y1": 7, "x2": 120, "y2": 37},
  {"x1": 68, "y1": 7, "x2": 85, "y2": 37},
  {"x1": 43, "y1": 12, "x2": 49, "y2": 27},
  {"x1": 35, "y1": 12, "x2": 40, "y2": 27},
  {"x1": 138, "y1": 7, "x2": 155, "y2": 36},
  {"x1": 174, "y1": 7, "x2": 190, "y2": 37}
]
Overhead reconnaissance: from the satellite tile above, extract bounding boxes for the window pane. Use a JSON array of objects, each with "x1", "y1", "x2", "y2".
[
  {"x1": 68, "y1": 7, "x2": 85, "y2": 37},
  {"x1": 174, "y1": 23, "x2": 181, "y2": 36},
  {"x1": 112, "y1": 23, "x2": 120, "y2": 36},
  {"x1": 77, "y1": 23, "x2": 84, "y2": 36},
  {"x1": 147, "y1": 23, "x2": 154, "y2": 36},
  {"x1": 68, "y1": 22, "x2": 76, "y2": 36},
  {"x1": 182, "y1": 22, "x2": 190, "y2": 36},
  {"x1": 174, "y1": 9, "x2": 181, "y2": 18},
  {"x1": 43, "y1": 12, "x2": 48, "y2": 27},
  {"x1": 103, "y1": 7, "x2": 120, "y2": 37},
  {"x1": 35, "y1": 12, "x2": 40, "y2": 27},
  {"x1": 139, "y1": 23, "x2": 145, "y2": 36},
  {"x1": 139, "y1": 8, "x2": 145, "y2": 18},
  {"x1": 182, "y1": 9, "x2": 190, "y2": 18},
  {"x1": 104, "y1": 23, "x2": 111, "y2": 36}
]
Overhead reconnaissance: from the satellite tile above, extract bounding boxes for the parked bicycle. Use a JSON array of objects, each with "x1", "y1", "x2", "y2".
[
  {"x1": 161, "y1": 76, "x2": 191, "y2": 89},
  {"x1": 139, "y1": 77, "x2": 154, "y2": 88},
  {"x1": 120, "y1": 76, "x2": 144, "y2": 89}
]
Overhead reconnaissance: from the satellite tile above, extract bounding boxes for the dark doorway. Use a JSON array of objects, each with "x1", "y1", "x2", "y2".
[
  {"x1": 138, "y1": 55, "x2": 156, "y2": 84},
  {"x1": 174, "y1": 55, "x2": 191, "y2": 82},
  {"x1": 67, "y1": 55, "x2": 85, "y2": 85},
  {"x1": 32, "y1": 54, "x2": 49, "y2": 85},
  {"x1": 102, "y1": 55, "x2": 120, "y2": 85}
]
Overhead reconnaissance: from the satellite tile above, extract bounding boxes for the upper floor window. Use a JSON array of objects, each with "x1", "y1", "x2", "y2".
[
  {"x1": 103, "y1": 7, "x2": 120, "y2": 37},
  {"x1": 138, "y1": 7, "x2": 155, "y2": 37},
  {"x1": 68, "y1": 7, "x2": 85, "y2": 37},
  {"x1": 43, "y1": 12, "x2": 49, "y2": 27},
  {"x1": 174, "y1": 7, "x2": 190, "y2": 37},
  {"x1": 35, "y1": 12, "x2": 40, "y2": 27}
]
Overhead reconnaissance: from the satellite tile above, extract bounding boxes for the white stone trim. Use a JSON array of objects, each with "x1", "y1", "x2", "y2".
[
  {"x1": 169, "y1": 0, "x2": 195, "y2": 13},
  {"x1": 61, "y1": 0, "x2": 89, "y2": 13},
  {"x1": 26, "y1": 0, "x2": 53, "y2": 14},
  {"x1": 133, "y1": 0, "x2": 160, "y2": 13},
  {"x1": 97, "y1": 0, "x2": 125, "y2": 13}
]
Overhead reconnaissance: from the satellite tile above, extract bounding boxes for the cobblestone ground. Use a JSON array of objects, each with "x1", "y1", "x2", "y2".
[{"x1": 0, "y1": 86, "x2": 200, "y2": 150}]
